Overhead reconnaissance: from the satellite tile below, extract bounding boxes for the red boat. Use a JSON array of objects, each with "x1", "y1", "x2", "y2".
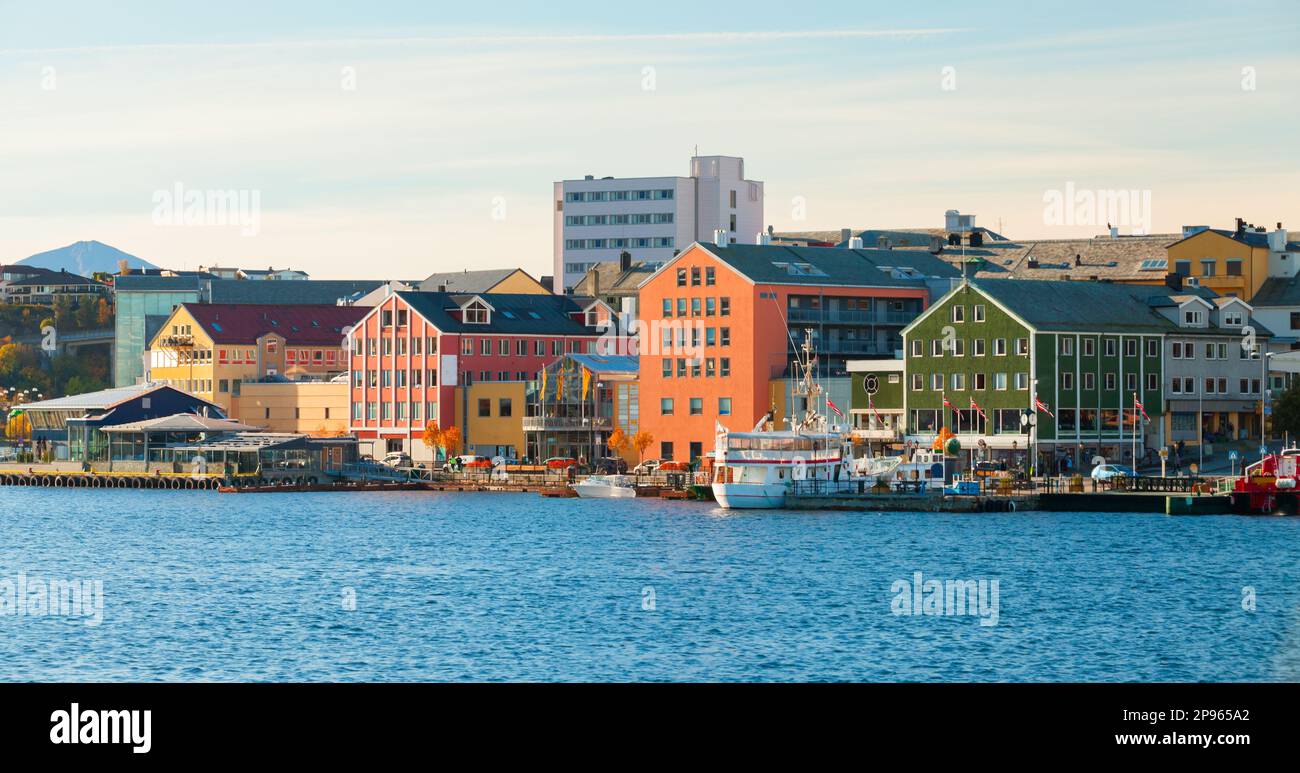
[{"x1": 1230, "y1": 448, "x2": 1300, "y2": 514}]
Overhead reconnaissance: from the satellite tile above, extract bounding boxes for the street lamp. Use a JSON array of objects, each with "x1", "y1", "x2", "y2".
[{"x1": 1260, "y1": 347, "x2": 1275, "y2": 458}]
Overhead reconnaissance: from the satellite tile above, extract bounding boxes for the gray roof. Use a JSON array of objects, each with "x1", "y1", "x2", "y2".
[
  {"x1": 113, "y1": 275, "x2": 206, "y2": 292},
  {"x1": 1252, "y1": 277, "x2": 1300, "y2": 307},
  {"x1": 695, "y1": 243, "x2": 961, "y2": 287},
  {"x1": 102, "y1": 414, "x2": 257, "y2": 433},
  {"x1": 20, "y1": 383, "x2": 161, "y2": 411},
  {"x1": 8, "y1": 270, "x2": 101, "y2": 287},
  {"x1": 418, "y1": 269, "x2": 532, "y2": 293},
  {"x1": 971, "y1": 279, "x2": 1251, "y2": 334},
  {"x1": 209, "y1": 279, "x2": 386, "y2": 305}
]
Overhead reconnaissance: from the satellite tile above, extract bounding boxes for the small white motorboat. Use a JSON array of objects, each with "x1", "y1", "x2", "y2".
[{"x1": 573, "y1": 474, "x2": 638, "y2": 499}]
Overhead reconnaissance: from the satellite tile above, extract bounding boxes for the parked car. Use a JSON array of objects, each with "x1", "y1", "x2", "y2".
[
  {"x1": 595, "y1": 457, "x2": 628, "y2": 474},
  {"x1": 1091, "y1": 463, "x2": 1136, "y2": 482},
  {"x1": 632, "y1": 459, "x2": 661, "y2": 475},
  {"x1": 543, "y1": 457, "x2": 577, "y2": 470},
  {"x1": 381, "y1": 452, "x2": 412, "y2": 468}
]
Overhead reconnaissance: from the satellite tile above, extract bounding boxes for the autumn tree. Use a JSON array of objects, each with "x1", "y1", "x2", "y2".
[
  {"x1": 607, "y1": 428, "x2": 630, "y2": 459},
  {"x1": 439, "y1": 425, "x2": 462, "y2": 458},
  {"x1": 421, "y1": 421, "x2": 443, "y2": 453},
  {"x1": 631, "y1": 430, "x2": 654, "y2": 462}
]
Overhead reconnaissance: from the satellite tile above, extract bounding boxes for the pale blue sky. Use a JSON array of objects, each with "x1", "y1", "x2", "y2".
[{"x1": 1, "y1": 1, "x2": 1296, "y2": 278}]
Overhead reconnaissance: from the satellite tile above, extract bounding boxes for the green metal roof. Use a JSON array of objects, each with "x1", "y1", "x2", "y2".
[{"x1": 971, "y1": 279, "x2": 1220, "y2": 333}]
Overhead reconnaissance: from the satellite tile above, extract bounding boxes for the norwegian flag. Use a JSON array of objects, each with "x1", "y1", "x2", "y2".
[
  {"x1": 1034, "y1": 396, "x2": 1054, "y2": 418},
  {"x1": 868, "y1": 395, "x2": 885, "y2": 424},
  {"x1": 942, "y1": 396, "x2": 953, "y2": 409},
  {"x1": 942, "y1": 395, "x2": 959, "y2": 419},
  {"x1": 1133, "y1": 393, "x2": 1150, "y2": 422},
  {"x1": 969, "y1": 397, "x2": 988, "y2": 422},
  {"x1": 826, "y1": 397, "x2": 844, "y2": 419}
]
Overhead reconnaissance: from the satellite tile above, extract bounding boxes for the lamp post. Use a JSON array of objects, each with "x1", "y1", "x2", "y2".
[{"x1": 1260, "y1": 347, "x2": 1274, "y2": 458}]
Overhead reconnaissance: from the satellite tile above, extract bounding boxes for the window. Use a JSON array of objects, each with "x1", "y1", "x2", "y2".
[
  {"x1": 689, "y1": 398, "x2": 703, "y2": 415},
  {"x1": 993, "y1": 338, "x2": 1006, "y2": 356},
  {"x1": 972, "y1": 339, "x2": 985, "y2": 357},
  {"x1": 481, "y1": 339, "x2": 492, "y2": 356},
  {"x1": 705, "y1": 267, "x2": 715, "y2": 286},
  {"x1": 1104, "y1": 339, "x2": 1116, "y2": 357},
  {"x1": 1146, "y1": 339, "x2": 1158, "y2": 357},
  {"x1": 661, "y1": 442, "x2": 674, "y2": 461},
  {"x1": 677, "y1": 298, "x2": 687, "y2": 317},
  {"x1": 1184, "y1": 309, "x2": 1204, "y2": 325},
  {"x1": 676, "y1": 269, "x2": 687, "y2": 287},
  {"x1": 1083, "y1": 372, "x2": 1095, "y2": 390},
  {"x1": 951, "y1": 305, "x2": 965, "y2": 323},
  {"x1": 720, "y1": 358, "x2": 730, "y2": 377},
  {"x1": 1061, "y1": 372, "x2": 1074, "y2": 390},
  {"x1": 950, "y1": 373, "x2": 966, "y2": 390},
  {"x1": 1223, "y1": 311, "x2": 1244, "y2": 327},
  {"x1": 1147, "y1": 373, "x2": 1158, "y2": 390},
  {"x1": 931, "y1": 373, "x2": 943, "y2": 390},
  {"x1": 1200, "y1": 259, "x2": 1216, "y2": 277},
  {"x1": 717, "y1": 397, "x2": 732, "y2": 415},
  {"x1": 974, "y1": 373, "x2": 986, "y2": 390},
  {"x1": 677, "y1": 359, "x2": 687, "y2": 377},
  {"x1": 973, "y1": 305, "x2": 985, "y2": 322},
  {"x1": 691, "y1": 267, "x2": 700, "y2": 286},
  {"x1": 662, "y1": 298, "x2": 672, "y2": 317},
  {"x1": 911, "y1": 339, "x2": 923, "y2": 357},
  {"x1": 1060, "y1": 338, "x2": 1073, "y2": 356},
  {"x1": 1124, "y1": 339, "x2": 1136, "y2": 357},
  {"x1": 498, "y1": 398, "x2": 512, "y2": 417},
  {"x1": 912, "y1": 374, "x2": 923, "y2": 391},
  {"x1": 1083, "y1": 338, "x2": 1094, "y2": 357},
  {"x1": 662, "y1": 359, "x2": 672, "y2": 378},
  {"x1": 931, "y1": 339, "x2": 944, "y2": 357},
  {"x1": 1015, "y1": 373, "x2": 1029, "y2": 390},
  {"x1": 706, "y1": 297, "x2": 716, "y2": 316},
  {"x1": 720, "y1": 298, "x2": 730, "y2": 316},
  {"x1": 464, "y1": 300, "x2": 490, "y2": 324},
  {"x1": 1014, "y1": 338, "x2": 1029, "y2": 356},
  {"x1": 994, "y1": 373, "x2": 1007, "y2": 390},
  {"x1": 1105, "y1": 373, "x2": 1116, "y2": 390},
  {"x1": 720, "y1": 328, "x2": 731, "y2": 346},
  {"x1": 1126, "y1": 373, "x2": 1137, "y2": 391},
  {"x1": 1174, "y1": 260, "x2": 1191, "y2": 276},
  {"x1": 660, "y1": 398, "x2": 674, "y2": 416},
  {"x1": 1226, "y1": 260, "x2": 1243, "y2": 277},
  {"x1": 691, "y1": 298, "x2": 701, "y2": 317}
]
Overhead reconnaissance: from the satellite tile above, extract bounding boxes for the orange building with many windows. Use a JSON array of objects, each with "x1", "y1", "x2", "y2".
[{"x1": 635, "y1": 241, "x2": 958, "y2": 463}]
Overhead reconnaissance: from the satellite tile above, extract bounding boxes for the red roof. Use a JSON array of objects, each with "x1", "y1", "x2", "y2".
[{"x1": 181, "y1": 303, "x2": 366, "y2": 345}]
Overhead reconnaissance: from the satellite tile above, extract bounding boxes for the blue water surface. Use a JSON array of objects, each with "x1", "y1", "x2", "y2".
[{"x1": 1, "y1": 488, "x2": 1298, "y2": 681}]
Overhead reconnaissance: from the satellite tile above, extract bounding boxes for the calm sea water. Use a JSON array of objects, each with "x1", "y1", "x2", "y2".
[{"x1": 1, "y1": 487, "x2": 1298, "y2": 682}]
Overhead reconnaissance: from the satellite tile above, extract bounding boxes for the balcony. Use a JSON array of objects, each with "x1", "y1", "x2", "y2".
[
  {"x1": 786, "y1": 308, "x2": 916, "y2": 326},
  {"x1": 522, "y1": 416, "x2": 613, "y2": 432}
]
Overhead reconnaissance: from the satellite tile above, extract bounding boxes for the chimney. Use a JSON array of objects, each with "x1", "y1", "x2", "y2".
[
  {"x1": 619, "y1": 250, "x2": 631, "y2": 271},
  {"x1": 591, "y1": 267, "x2": 600, "y2": 298},
  {"x1": 929, "y1": 235, "x2": 944, "y2": 254},
  {"x1": 876, "y1": 235, "x2": 891, "y2": 250},
  {"x1": 1236, "y1": 217, "x2": 1246, "y2": 237},
  {"x1": 438, "y1": 282, "x2": 449, "y2": 292},
  {"x1": 1165, "y1": 272, "x2": 1183, "y2": 291},
  {"x1": 757, "y1": 232, "x2": 771, "y2": 245},
  {"x1": 714, "y1": 229, "x2": 728, "y2": 247}
]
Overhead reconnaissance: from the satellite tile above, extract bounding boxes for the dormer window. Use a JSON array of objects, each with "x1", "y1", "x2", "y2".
[
  {"x1": 1223, "y1": 311, "x2": 1244, "y2": 327},
  {"x1": 1184, "y1": 310, "x2": 1204, "y2": 325},
  {"x1": 585, "y1": 310, "x2": 600, "y2": 327},
  {"x1": 463, "y1": 299, "x2": 490, "y2": 324}
]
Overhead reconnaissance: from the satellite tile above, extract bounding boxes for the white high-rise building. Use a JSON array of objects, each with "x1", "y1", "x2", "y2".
[{"x1": 552, "y1": 155, "x2": 764, "y2": 292}]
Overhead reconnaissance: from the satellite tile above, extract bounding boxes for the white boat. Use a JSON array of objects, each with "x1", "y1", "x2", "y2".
[
  {"x1": 573, "y1": 474, "x2": 638, "y2": 498},
  {"x1": 712, "y1": 330, "x2": 854, "y2": 510}
]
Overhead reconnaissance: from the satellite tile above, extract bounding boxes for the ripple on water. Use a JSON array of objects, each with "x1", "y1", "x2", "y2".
[{"x1": 0, "y1": 489, "x2": 1298, "y2": 681}]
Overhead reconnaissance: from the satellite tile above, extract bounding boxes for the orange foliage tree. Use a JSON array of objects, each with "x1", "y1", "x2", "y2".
[{"x1": 631, "y1": 430, "x2": 654, "y2": 462}]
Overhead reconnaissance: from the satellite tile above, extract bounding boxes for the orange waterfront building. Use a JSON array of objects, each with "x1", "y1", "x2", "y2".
[{"x1": 635, "y1": 240, "x2": 959, "y2": 463}]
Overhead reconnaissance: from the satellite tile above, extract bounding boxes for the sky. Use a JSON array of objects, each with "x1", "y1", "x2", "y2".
[{"x1": 1, "y1": 1, "x2": 1297, "y2": 279}]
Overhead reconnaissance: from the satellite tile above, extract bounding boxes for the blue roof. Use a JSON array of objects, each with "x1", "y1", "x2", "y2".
[{"x1": 568, "y1": 353, "x2": 638, "y2": 374}]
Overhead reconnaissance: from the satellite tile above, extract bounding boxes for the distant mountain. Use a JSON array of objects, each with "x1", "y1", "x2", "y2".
[{"x1": 14, "y1": 241, "x2": 157, "y2": 276}]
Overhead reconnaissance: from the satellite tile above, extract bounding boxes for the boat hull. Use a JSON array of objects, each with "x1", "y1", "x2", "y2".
[
  {"x1": 712, "y1": 482, "x2": 787, "y2": 509},
  {"x1": 573, "y1": 482, "x2": 637, "y2": 499}
]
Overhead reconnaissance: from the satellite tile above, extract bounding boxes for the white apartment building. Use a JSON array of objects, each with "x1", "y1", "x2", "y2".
[{"x1": 552, "y1": 154, "x2": 764, "y2": 292}]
